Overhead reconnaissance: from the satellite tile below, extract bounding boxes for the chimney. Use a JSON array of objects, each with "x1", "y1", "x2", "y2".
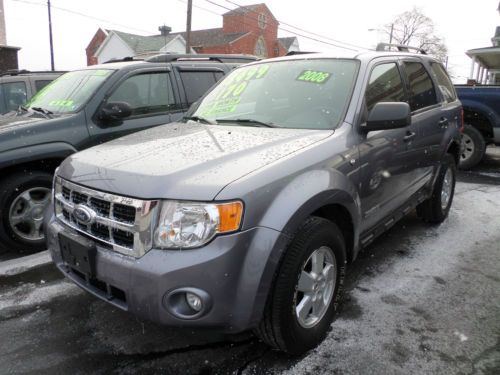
[
  {"x1": 0, "y1": 0, "x2": 7, "y2": 45},
  {"x1": 159, "y1": 25, "x2": 172, "y2": 36}
]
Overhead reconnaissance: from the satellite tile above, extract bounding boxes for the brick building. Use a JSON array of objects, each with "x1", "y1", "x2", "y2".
[{"x1": 86, "y1": 3, "x2": 299, "y2": 65}]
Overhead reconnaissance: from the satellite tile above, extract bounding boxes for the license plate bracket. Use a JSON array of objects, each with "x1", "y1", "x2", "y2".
[{"x1": 59, "y1": 233, "x2": 97, "y2": 278}]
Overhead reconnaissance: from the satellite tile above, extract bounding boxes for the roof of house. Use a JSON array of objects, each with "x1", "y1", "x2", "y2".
[
  {"x1": 112, "y1": 28, "x2": 249, "y2": 53},
  {"x1": 112, "y1": 30, "x2": 179, "y2": 53},
  {"x1": 278, "y1": 37, "x2": 297, "y2": 50},
  {"x1": 175, "y1": 28, "x2": 248, "y2": 48}
]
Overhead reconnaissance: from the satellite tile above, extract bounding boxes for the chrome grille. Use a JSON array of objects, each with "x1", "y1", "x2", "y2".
[{"x1": 53, "y1": 177, "x2": 159, "y2": 258}]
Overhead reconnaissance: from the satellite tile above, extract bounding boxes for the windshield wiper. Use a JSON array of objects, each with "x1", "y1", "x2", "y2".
[
  {"x1": 183, "y1": 115, "x2": 217, "y2": 125},
  {"x1": 31, "y1": 107, "x2": 53, "y2": 118},
  {"x1": 216, "y1": 118, "x2": 277, "y2": 128}
]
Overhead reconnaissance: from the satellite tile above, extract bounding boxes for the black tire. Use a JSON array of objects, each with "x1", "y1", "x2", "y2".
[
  {"x1": 254, "y1": 217, "x2": 346, "y2": 355},
  {"x1": 0, "y1": 171, "x2": 53, "y2": 254},
  {"x1": 417, "y1": 154, "x2": 456, "y2": 224},
  {"x1": 459, "y1": 124, "x2": 486, "y2": 170}
]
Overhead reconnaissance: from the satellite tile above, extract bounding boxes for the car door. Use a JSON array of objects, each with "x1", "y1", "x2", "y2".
[
  {"x1": 427, "y1": 61, "x2": 462, "y2": 164},
  {"x1": 357, "y1": 60, "x2": 421, "y2": 232},
  {"x1": 88, "y1": 68, "x2": 181, "y2": 145},
  {"x1": 400, "y1": 59, "x2": 444, "y2": 183}
]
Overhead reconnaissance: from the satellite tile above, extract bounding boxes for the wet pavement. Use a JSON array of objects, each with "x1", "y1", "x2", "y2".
[{"x1": 0, "y1": 147, "x2": 499, "y2": 375}]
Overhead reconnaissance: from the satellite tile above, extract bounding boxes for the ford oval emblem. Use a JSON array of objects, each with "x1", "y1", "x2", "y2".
[{"x1": 73, "y1": 205, "x2": 96, "y2": 225}]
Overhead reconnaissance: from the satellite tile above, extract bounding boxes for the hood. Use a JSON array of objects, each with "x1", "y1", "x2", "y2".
[
  {"x1": 59, "y1": 122, "x2": 332, "y2": 200},
  {"x1": 0, "y1": 111, "x2": 48, "y2": 134}
]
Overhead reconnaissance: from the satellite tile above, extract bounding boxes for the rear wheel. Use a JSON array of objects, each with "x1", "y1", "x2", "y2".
[
  {"x1": 417, "y1": 154, "x2": 456, "y2": 224},
  {"x1": 255, "y1": 217, "x2": 346, "y2": 355},
  {"x1": 0, "y1": 172, "x2": 53, "y2": 254},
  {"x1": 459, "y1": 124, "x2": 485, "y2": 170}
]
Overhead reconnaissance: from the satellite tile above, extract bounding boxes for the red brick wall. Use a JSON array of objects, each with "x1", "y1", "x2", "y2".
[
  {"x1": 86, "y1": 28, "x2": 107, "y2": 66},
  {"x1": 220, "y1": 4, "x2": 282, "y2": 58}
]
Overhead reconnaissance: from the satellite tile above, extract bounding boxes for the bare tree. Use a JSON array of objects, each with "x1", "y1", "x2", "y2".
[{"x1": 383, "y1": 7, "x2": 448, "y2": 62}]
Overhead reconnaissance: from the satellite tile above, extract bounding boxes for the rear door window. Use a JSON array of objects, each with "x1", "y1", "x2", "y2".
[
  {"x1": 179, "y1": 71, "x2": 220, "y2": 106},
  {"x1": 107, "y1": 71, "x2": 176, "y2": 116},
  {"x1": 366, "y1": 62, "x2": 406, "y2": 112},
  {"x1": 403, "y1": 61, "x2": 438, "y2": 111},
  {"x1": 429, "y1": 62, "x2": 457, "y2": 103},
  {"x1": 1, "y1": 81, "x2": 28, "y2": 112}
]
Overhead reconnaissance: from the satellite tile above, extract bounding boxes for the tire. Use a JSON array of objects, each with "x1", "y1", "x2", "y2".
[
  {"x1": 459, "y1": 124, "x2": 486, "y2": 170},
  {"x1": 254, "y1": 217, "x2": 346, "y2": 355},
  {"x1": 0, "y1": 171, "x2": 53, "y2": 254},
  {"x1": 417, "y1": 154, "x2": 456, "y2": 224}
]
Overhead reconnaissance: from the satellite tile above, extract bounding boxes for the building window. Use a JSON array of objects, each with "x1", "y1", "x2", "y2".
[
  {"x1": 258, "y1": 13, "x2": 267, "y2": 29},
  {"x1": 254, "y1": 37, "x2": 267, "y2": 58}
]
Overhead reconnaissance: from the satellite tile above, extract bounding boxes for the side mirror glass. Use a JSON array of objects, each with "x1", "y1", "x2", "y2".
[
  {"x1": 365, "y1": 102, "x2": 411, "y2": 131},
  {"x1": 99, "y1": 101, "x2": 132, "y2": 122}
]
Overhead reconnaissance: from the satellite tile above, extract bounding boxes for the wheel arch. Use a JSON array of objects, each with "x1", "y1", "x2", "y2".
[{"x1": 461, "y1": 103, "x2": 495, "y2": 141}]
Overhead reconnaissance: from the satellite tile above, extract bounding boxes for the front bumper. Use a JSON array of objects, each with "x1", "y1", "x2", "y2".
[{"x1": 45, "y1": 206, "x2": 282, "y2": 332}]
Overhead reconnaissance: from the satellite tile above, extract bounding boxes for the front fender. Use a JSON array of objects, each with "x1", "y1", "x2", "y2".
[
  {"x1": 0, "y1": 142, "x2": 77, "y2": 170},
  {"x1": 226, "y1": 168, "x2": 361, "y2": 328}
]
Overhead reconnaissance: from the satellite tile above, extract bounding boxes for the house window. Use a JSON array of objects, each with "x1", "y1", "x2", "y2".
[
  {"x1": 254, "y1": 37, "x2": 267, "y2": 58},
  {"x1": 258, "y1": 14, "x2": 267, "y2": 29}
]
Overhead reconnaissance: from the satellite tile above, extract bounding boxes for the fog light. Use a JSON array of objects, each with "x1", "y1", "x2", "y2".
[{"x1": 186, "y1": 292, "x2": 202, "y2": 312}]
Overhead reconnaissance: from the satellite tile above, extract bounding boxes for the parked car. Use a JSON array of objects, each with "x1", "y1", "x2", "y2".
[
  {"x1": 0, "y1": 70, "x2": 64, "y2": 114},
  {"x1": 0, "y1": 54, "x2": 258, "y2": 253},
  {"x1": 455, "y1": 85, "x2": 500, "y2": 169},
  {"x1": 45, "y1": 48, "x2": 462, "y2": 354}
]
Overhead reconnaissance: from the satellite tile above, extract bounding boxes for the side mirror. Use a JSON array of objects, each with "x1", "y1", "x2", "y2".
[
  {"x1": 99, "y1": 101, "x2": 132, "y2": 122},
  {"x1": 365, "y1": 102, "x2": 411, "y2": 131}
]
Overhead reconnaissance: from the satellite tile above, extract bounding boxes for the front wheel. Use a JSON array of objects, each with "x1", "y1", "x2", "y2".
[
  {"x1": 417, "y1": 154, "x2": 456, "y2": 224},
  {"x1": 0, "y1": 172, "x2": 53, "y2": 254},
  {"x1": 255, "y1": 217, "x2": 346, "y2": 355}
]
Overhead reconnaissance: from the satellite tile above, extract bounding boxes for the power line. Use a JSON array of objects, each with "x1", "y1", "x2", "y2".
[
  {"x1": 11, "y1": 0, "x2": 156, "y2": 34},
  {"x1": 203, "y1": 0, "x2": 363, "y2": 51},
  {"x1": 224, "y1": 0, "x2": 370, "y2": 51},
  {"x1": 176, "y1": 0, "x2": 220, "y2": 16}
]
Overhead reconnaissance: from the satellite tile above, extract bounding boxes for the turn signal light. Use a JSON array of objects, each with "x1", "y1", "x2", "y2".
[{"x1": 217, "y1": 201, "x2": 243, "y2": 233}]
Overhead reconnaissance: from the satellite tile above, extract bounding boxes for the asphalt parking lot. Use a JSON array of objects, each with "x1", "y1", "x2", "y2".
[{"x1": 0, "y1": 147, "x2": 499, "y2": 375}]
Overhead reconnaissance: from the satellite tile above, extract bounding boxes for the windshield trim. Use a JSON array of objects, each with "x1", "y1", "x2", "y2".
[{"x1": 26, "y1": 68, "x2": 117, "y2": 115}]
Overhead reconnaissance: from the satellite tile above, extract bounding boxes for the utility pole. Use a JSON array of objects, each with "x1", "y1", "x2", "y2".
[
  {"x1": 185, "y1": 0, "x2": 192, "y2": 54},
  {"x1": 389, "y1": 23, "x2": 394, "y2": 44},
  {"x1": 47, "y1": 0, "x2": 55, "y2": 70}
]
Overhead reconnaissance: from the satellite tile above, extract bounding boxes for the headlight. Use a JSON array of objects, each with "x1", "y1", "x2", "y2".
[{"x1": 154, "y1": 201, "x2": 243, "y2": 249}]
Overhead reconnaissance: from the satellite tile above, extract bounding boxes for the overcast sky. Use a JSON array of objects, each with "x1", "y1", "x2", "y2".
[{"x1": 3, "y1": 0, "x2": 499, "y2": 82}]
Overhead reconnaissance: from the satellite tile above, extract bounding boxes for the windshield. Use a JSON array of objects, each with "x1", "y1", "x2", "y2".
[
  {"x1": 192, "y1": 59, "x2": 359, "y2": 129},
  {"x1": 25, "y1": 69, "x2": 114, "y2": 114}
]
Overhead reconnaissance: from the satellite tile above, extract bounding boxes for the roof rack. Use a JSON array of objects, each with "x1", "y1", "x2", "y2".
[
  {"x1": 145, "y1": 53, "x2": 260, "y2": 64},
  {"x1": 285, "y1": 51, "x2": 317, "y2": 56},
  {"x1": 0, "y1": 69, "x2": 66, "y2": 76},
  {"x1": 376, "y1": 43, "x2": 427, "y2": 55},
  {"x1": 102, "y1": 56, "x2": 144, "y2": 64}
]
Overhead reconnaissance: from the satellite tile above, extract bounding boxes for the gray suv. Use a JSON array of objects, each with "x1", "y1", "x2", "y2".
[{"x1": 45, "y1": 49, "x2": 462, "y2": 354}]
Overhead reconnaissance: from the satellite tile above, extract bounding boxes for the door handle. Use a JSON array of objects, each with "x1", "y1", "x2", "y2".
[
  {"x1": 438, "y1": 117, "x2": 449, "y2": 127},
  {"x1": 403, "y1": 131, "x2": 416, "y2": 142}
]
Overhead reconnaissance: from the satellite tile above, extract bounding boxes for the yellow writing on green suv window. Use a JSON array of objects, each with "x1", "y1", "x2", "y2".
[
  {"x1": 296, "y1": 70, "x2": 331, "y2": 84},
  {"x1": 48, "y1": 99, "x2": 74, "y2": 107}
]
